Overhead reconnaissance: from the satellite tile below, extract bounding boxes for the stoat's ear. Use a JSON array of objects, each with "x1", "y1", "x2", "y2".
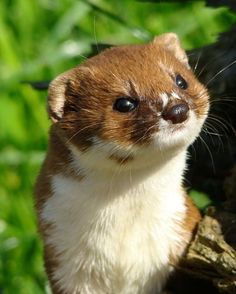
[
  {"x1": 47, "y1": 69, "x2": 77, "y2": 122},
  {"x1": 153, "y1": 33, "x2": 190, "y2": 68}
]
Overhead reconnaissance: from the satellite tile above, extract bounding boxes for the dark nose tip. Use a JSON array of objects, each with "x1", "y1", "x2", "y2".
[{"x1": 162, "y1": 102, "x2": 189, "y2": 124}]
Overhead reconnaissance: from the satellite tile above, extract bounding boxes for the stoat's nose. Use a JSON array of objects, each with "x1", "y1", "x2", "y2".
[{"x1": 162, "y1": 102, "x2": 189, "y2": 124}]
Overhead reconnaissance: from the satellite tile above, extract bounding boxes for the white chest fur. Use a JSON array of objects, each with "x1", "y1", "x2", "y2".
[{"x1": 41, "y1": 152, "x2": 189, "y2": 294}]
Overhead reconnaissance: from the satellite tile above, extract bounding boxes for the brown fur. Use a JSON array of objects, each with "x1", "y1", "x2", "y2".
[
  {"x1": 35, "y1": 127, "x2": 84, "y2": 213},
  {"x1": 183, "y1": 195, "x2": 202, "y2": 234},
  {"x1": 168, "y1": 194, "x2": 201, "y2": 266},
  {"x1": 35, "y1": 129, "x2": 85, "y2": 293}
]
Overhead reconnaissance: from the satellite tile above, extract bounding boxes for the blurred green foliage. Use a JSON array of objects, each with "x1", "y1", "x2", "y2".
[{"x1": 0, "y1": 0, "x2": 235, "y2": 293}]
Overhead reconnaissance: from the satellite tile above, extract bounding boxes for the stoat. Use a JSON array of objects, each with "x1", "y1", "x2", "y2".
[{"x1": 35, "y1": 33, "x2": 209, "y2": 294}]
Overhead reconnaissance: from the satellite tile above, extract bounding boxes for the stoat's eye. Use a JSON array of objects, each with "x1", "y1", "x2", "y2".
[
  {"x1": 113, "y1": 97, "x2": 138, "y2": 113},
  {"x1": 175, "y1": 74, "x2": 188, "y2": 90}
]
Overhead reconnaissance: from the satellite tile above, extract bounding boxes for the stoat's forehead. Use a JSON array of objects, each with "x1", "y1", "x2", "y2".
[{"x1": 58, "y1": 43, "x2": 209, "y2": 157}]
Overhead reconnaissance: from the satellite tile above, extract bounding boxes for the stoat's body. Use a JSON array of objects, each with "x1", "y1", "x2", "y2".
[{"x1": 35, "y1": 33, "x2": 209, "y2": 294}]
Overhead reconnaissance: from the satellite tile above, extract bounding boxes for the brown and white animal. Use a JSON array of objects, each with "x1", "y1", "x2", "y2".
[{"x1": 35, "y1": 33, "x2": 209, "y2": 294}]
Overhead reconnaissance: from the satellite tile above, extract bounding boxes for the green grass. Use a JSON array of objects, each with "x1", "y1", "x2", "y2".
[{"x1": 0, "y1": 1, "x2": 235, "y2": 293}]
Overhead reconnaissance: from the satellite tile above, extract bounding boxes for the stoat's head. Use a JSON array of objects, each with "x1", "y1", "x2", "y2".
[{"x1": 48, "y1": 33, "x2": 209, "y2": 170}]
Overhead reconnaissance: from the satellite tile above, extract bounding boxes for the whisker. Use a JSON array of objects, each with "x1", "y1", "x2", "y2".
[
  {"x1": 203, "y1": 121, "x2": 222, "y2": 136},
  {"x1": 202, "y1": 126, "x2": 224, "y2": 151},
  {"x1": 210, "y1": 97, "x2": 236, "y2": 103},
  {"x1": 195, "y1": 50, "x2": 228, "y2": 79},
  {"x1": 193, "y1": 51, "x2": 202, "y2": 73},
  {"x1": 65, "y1": 122, "x2": 102, "y2": 144},
  {"x1": 204, "y1": 115, "x2": 233, "y2": 152},
  {"x1": 205, "y1": 59, "x2": 236, "y2": 87},
  {"x1": 207, "y1": 114, "x2": 234, "y2": 133},
  {"x1": 202, "y1": 129, "x2": 222, "y2": 137},
  {"x1": 198, "y1": 134, "x2": 216, "y2": 173}
]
